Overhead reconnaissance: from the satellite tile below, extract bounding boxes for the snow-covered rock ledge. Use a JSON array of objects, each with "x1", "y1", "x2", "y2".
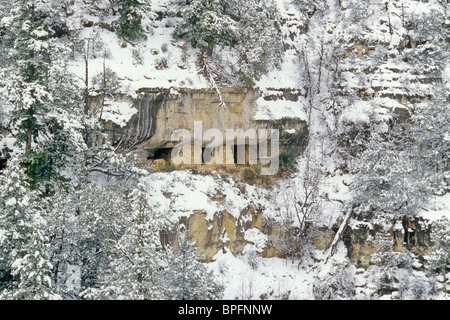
[{"x1": 97, "y1": 87, "x2": 309, "y2": 156}]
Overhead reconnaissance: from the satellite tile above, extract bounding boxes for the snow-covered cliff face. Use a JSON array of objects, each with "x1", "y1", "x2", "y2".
[
  {"x1": 145, "y1": 169, "x2": 437, "y2": 265},
  {"x1": 344, "y1": 216, "x2": 434, "y2": 268},
  {"x1": 97, "y1": 87, "x2": 309, "y2": 164},
  {"x1": 90, "y1": 82, "x2": 434, "y2": 267}
]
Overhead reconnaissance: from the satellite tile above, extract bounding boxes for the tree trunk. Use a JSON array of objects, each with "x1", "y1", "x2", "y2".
[
  {"x1": 324, "y1": 207, "x2": 353, "y2": 264},
  {"x1": 25, "y1": 128, "x2": 32, "y2": 154},
  {"x1": 99, "y1": 55, "x2": 106, "y2": 121},
  {"x1": 84, "y1": 39, "x2": 90, "y2": 115}
]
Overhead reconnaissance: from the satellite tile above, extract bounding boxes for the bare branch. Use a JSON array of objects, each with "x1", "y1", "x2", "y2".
[{"x1": 197, "y1": 53, "x2": 227, "y2": 109}]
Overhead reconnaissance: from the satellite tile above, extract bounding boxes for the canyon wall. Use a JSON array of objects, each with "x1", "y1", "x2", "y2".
[{"x1": 97, "y1": 86, "x2": 435, "y2": 268}]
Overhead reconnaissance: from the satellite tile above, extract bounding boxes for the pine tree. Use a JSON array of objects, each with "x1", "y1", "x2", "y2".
[
  {"x1": 45, "y1": 151, "x2": 143, "y2": 297},
  {"x1": 0, "y1": 0, "x2": 86, "y2": 191},
  {"x1": 403, "y1": 7, "x2": 447, "y2": 80},
  {"x1": 43, "y1": 185, "x2": 81, "y2": 296},
  {"x1": 368, "y1": 230, "x2": 424, "y2": 299},
  {"x1": 427, "y1": 217, "x2": 450, "y2": 279},
  {"x1": 115, "y1": 0, "x2": 148, "y2": 41},
  {"x1": 0, "y1": 158, "x2": 59, "y2": 299},
  {"x1": 313, "y1": 257, "x2": 356, "y2": 300},
  {"x1": 411, "y1": 88, "x2": 450, "y2": 191},
  {"x1": 0, "y1": 0, "x2": 56, "y2": 154},
  {"x1": 0, "y1": 1, "x2": 14, "y2": 68},
  {"x1": 171, "y1": 0, "x2": 282, "y2": 86},
  {"x1": 96, "y1": 180, "x2": 169, "y2": 299},
  {"x1": 232, "y1": 0, "x2": 283, "y2": 87},
  {"x1": 163, "y1": 228, "x2": 223, "y2": 300},
  {"x1": 172, "y1": 0, "x2": 237, "y2": 52},
  {"x1": 75, "y1": 182, "x2": 130, "y2": 292},
  {"x1": 350, "y1": 127, "x2": 433, "y2": 217},
  {"x1": 293, "y1": 0, "x2": 326, "y2": 15}
]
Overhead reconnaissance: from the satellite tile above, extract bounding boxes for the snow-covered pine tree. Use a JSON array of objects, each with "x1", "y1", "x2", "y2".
[
  {"x1": 427, "y1": 217, "x2": 450, "y2": 279},
  {"x1": 350, "y1": 126, "x2": 433, "y2": 218},
  {"x1": 0, "y1": 0, "x2": 87, "y2": 192},
  {"x1": 95, "y1": 180, "x2": 169, "y2": 299},
  {"x1": 64, "y1": 182, "x2": 125, "y2": 290},
  {"x1": 0, "y1": 0, "x2": 56, "y2": 155},
  {"x1": 44, "y1": 149, "x2": 143, "y2": 297},
  {"x1": 411, "y1": 88, "x2": 450, "y2": 193},
  {"x1": 163, "y1": 227, "x2": 224, "y2": 300},
  {"x1": 115, "y1": 0, "x2": 148, "y2": 41},
  {"x1": 231, "y1": 0, "x2": 283, "y2": 87},
  {"x1": 0, "y1": 158, "x2": 59, "y2": 299},
  {"x1": 0, "y1": 1, "x2": 14, "y2": 67},
  {"x1": 312, "y1": 256, "x2": 356, "y2": 300},
  {"x1": 43, "y1": 185, "x2": 81, "y2": 297},
  {"x1": 172, "y1": 0, "x2": 237, "y2": 52},
  {"x1": 292, "y1": 0, "x2": 326, "y2": 16},
  {"x1": 368, "y1": 230, "x2": 428, "y2": 299},
  {"x1": 171, "y1": 0, "x2": 283, "y2": 86},
  {"x1": 403, "y1": 6, "x2": 448, "y2": 80}
]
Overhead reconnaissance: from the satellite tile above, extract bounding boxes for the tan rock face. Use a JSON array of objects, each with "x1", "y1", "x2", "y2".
[
  {"x1": 171, "y1": 197, "x2": 435, "y2": 265},
  {"x1": 343, "y1": 216, "x2": 434, "y2": 268},
  {"x1": 174, "y1": 207, "x2": 287, "y2": 262},
  {"x1": 314, "y1": 228, "x2": 335, "y2": 251},
  {"x1": 103, "y1": 87, "x2": 254, "y2": 149},
  {"x1": 102, "y1": 87, "x2": 308, "y2": 162}
]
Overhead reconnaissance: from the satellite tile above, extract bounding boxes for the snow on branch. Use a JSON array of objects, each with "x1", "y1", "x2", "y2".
[
  {"x1": 197, "y1": 53, "x2": 227, "y2": 109},
  {"x1": 324, "y1": 207, "x2": 353, "y2": 264}
]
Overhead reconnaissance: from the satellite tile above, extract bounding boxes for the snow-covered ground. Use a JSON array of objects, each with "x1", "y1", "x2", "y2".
[
  {"x1": 209, "y1": 248, "x2": 313, "y2": 300},
  {"x1": 418, "y1": 193, "x2": 450, "y2": 223}
]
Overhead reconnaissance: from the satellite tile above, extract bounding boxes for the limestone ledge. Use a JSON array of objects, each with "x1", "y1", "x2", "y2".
[{"x1": 98, "y1": 87, "x2": 309, "y2": 155}]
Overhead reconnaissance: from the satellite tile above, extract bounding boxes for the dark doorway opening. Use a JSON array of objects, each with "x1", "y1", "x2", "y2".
[
  {"x1": 0, "y1": 158, "x2": 7, "y2": 171},
  {"x1": 233, "y1": 143, "x2": 258, "y2": 165},
  {"x1": 150, "y1": 148, "x2": 173, "y2": 162},
  {"x1": 233, "y1": 144, "x2": 239, "y2": 165}
]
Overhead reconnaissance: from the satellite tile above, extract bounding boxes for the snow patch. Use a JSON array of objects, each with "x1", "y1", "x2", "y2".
[{"x1": 101, "y1": 100, "x2": 137, "y2": 127}]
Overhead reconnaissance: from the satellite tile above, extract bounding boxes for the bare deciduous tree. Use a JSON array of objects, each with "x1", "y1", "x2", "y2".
[{"x1": 271, "y1": 157, "x2": 323, "y2": 268}]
